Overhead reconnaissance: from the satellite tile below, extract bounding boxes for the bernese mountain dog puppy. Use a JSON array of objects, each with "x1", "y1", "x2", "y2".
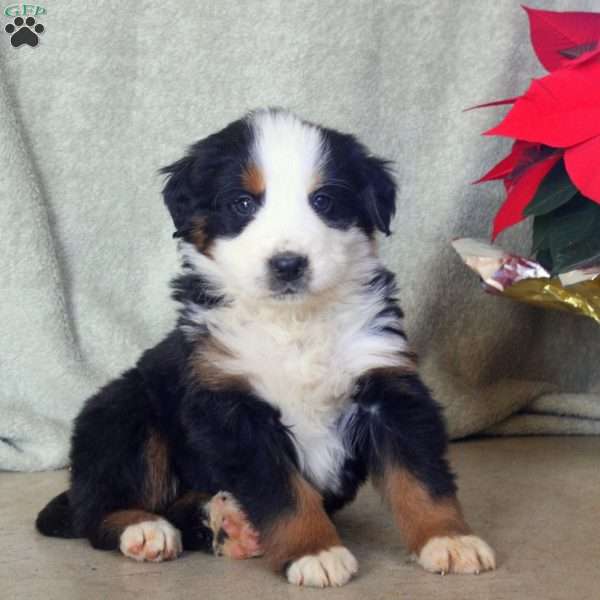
[{"x1": 36, "y1": 108, "x2": 495, "y2": 587}]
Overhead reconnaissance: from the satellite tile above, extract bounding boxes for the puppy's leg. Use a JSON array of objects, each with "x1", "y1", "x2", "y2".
[
  {"x1": 68, "y1": 367, "x2": 186, "y2": 562},
  {"x1": 378, "y1": 466, "x2": 495, "y2": 574},
  {"x1": 183, "y1": 392, "x2": 357, "y2": 587},
  {"x1": 262, "y1": 475, "x2": 358, "y2": 587},
  {"x1": 351, "y1": 369, "x2": 495, "y2": 574}
]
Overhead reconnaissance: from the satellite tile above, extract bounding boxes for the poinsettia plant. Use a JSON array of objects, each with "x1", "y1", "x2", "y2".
[{"x1": 475, "y1": 6, "x2": 600, "y2": 274}]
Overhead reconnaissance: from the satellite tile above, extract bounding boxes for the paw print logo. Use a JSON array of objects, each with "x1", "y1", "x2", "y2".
[{"x1": 4, "y1": 16, "x2": 44, "y2": 48}]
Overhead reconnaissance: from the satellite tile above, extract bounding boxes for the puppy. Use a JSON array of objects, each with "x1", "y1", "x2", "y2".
[{"x1": 36, "y1": 108, "x2": 495, "y2": 587}]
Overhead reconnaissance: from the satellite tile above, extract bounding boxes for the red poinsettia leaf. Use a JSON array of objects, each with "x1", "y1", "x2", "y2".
[
  {"x1": 464, "y1": 97, "x2": 519, "y2": 112},
  {"x1": 492, "y1": 153, "x2": 561, "y2": 239},
  {"x1": 564, "y1": 136, "x2": 600, "y2": 204},
  {"x1": 524, "y1": 6, "x2": 600, "y2": 71},
  {"x1": 474, "y1": 141, "x2": 538, "y2": 183},
  {"x1": 484, "y1": 60, "x2": 600, "y2": 147}
]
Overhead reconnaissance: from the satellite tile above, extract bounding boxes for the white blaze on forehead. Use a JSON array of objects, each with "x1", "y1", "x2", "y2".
[
  {"x1": 250, "y1": 111, "x2": 326, "y2": 199},
  {"x1": 209, "y1": 109, "x2": 371, "y2": 301}
]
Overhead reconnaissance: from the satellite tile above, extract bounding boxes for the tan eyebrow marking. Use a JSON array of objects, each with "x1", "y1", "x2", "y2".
[{"x1": 241, "y1": 164, "x2": 265, "y2": 195}]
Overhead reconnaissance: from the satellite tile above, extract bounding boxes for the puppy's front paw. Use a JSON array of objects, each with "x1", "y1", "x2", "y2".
[
  {"x1": 287, "y1": 546, "x2": 358, "y2": 587},
  {"x1": 205, "y1": 491, "x2": 262, "y2": 559},
  {"x1": 418, "y1": 535, "x2": 495, "y2": 575},
  {"x1": 120, "y1": 519, "x2": 182, "y2": 562}
]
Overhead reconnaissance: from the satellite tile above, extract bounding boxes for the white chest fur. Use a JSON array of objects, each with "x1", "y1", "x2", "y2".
[{"x1": 195, "y1": 275, "x2": 410, "y2": 493}]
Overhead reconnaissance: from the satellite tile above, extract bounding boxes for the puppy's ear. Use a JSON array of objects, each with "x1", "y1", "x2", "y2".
[
  {"x1": 160, "y1": 153, "x2": 202, "y2": 233},
  {"x1": 362, "y1": 157, "x2": 397, "y2": 236},
  {"x1": 160, "y1": 118, "x2": 250, "y2": 233}
]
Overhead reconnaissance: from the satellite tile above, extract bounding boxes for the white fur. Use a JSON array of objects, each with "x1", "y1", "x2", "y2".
[
  {"x1": 287, "y1": 546, "x2": 358, "y2": 587},
  {"x1": 119, "y1": 519, "x2": 182, "y2": 562},
  {"x1": 179, "y1": 111, "x2": 411, "y2": 492},
  {"x1": 196, "y1": 266, "x2": 410, "y2": 491},
  {"x1": 418, "y1": 535, "x2": 496, "y2": 574},
  {"x1": 211, "y1": 110, "x2": 357, "y2": 301}
]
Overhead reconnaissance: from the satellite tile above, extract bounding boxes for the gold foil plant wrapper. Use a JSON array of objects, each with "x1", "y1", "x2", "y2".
[{"x1": 452, "y1": 239, "x2": 600, "y2": 325}]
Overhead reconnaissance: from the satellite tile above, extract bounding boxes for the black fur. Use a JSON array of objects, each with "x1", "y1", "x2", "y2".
[
  {"x1": 350, "y1": 372, "x2": 456, "y2": 497},
  {"x1": 162, "y1": 108, "x2": 397, "y2": 247},
  {"x1": 321, "y1": 127, "x2": 397, "y2": 236},
  {"x1": 35, "y1": 491, "x2": 77, "y2": 538},
  {"x1": 36, "y1": 110, "x2": 458, "y2": 568},
  {"x1": 161, "y1": 117, "x2": 255, "y2": 235}
]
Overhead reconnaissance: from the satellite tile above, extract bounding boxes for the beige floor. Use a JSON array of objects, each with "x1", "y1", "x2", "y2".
[{"x1": 1, "y1": 437, "x2": 599, "y2": 600}]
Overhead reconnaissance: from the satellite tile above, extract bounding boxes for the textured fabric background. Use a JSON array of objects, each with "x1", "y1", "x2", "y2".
[{"x1": 1, "y1": 0, "x2": 598, "y2": 471}]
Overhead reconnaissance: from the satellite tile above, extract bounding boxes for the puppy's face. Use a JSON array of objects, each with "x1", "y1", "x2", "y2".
[{"x1": 162, "y1": 109, "x2": 396, "y2": 302}]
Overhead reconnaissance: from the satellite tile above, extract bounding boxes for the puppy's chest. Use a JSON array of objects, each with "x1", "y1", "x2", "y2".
[
  {"x1": 209, "y1": 311, "x2": 358, "y2": 491},
  {"x1": 201, "y1": 296, "x2": 408, "y2": 491},
  {"x1": 215, "y1": 310, "x2": 357, "y2": 420}
]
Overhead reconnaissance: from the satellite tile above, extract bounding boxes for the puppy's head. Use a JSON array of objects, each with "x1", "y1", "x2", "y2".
[{"x1": 162, "y1": 109, "x2": 396, "y2": 302}]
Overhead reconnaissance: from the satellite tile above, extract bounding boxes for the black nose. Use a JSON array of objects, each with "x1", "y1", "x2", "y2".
[{"x1": 269, "y1": 252, "x2": 309, "y2": 282}]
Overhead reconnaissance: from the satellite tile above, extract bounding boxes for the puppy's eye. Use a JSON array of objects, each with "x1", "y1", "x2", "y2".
[
  {"x1": 310, "y1": 192, "x2": 333, "y2": 214},
  {"x1": 230, "y1": 195, "x2": 259, "y2": 217}
]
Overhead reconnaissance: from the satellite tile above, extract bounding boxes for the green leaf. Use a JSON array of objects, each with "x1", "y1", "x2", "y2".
[
  {"x1": 531, "y1": 191, "x2": 583, "y2": 256},
  {"x1": 524, "y1": 159, "x2": 578, "y2": 217},
  {"x1": 532, "y1": 213, "x2": 553, "y2": 252},
  {"x1": 547, "y1": 196, "x2": 600, "y2": 273},
  {"x1": 551, "y1": 237, "x2": 600, "y2": 274},
  {"x1": 535, "y1": 247, "x2": 553, "y2": 272},
  {"x1": 547, "y1": 195, "x2": 600, "y2": 248}
]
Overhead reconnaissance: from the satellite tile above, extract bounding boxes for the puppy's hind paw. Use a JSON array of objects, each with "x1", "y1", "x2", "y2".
[
  {"x1": 205, "y1": 491, "x2": 263, "y2": 559},
  {"x1": 418, "y1": 535, "x2": 496, "y2": 575}
]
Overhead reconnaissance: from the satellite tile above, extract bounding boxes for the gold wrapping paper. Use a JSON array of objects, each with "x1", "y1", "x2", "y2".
[
  {"x1": 502, "y1": 278, "x2": 600, "y2": 323},
  {"x1": 452, "y1": 239, "x2": 600, "y2": 325}
]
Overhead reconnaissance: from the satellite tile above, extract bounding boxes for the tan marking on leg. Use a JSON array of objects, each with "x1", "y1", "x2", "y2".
[
  {"x1": 91, "y1": 510, "x2": 161, "y2": 551},
  {"x1": 191, "y1": 337, "x2": 250, "y2": 392},
  {"x1": 102, "y1": 509, "x2": 160, "y2": 532},
  {"x1": 262, "y1": 476, "x2": 341, "y2": 571},
  {"x1": 242, "y1": 164, "x2": 265, "y2": 196},
  {"x1": 377, "y1": 466, "x2": 469, "y2": 554},
  {"x1": 144, "y1": 431, "x2": 177, "y2": 512}
]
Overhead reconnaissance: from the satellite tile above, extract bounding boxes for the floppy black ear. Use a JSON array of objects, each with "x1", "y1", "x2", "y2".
[
  {"x1": 160, "y1": 118, "x2": 252, "y2": 234},
  {"x1": 160, "y1": 152, "x2": 202, "y2": 233},
  {"x1": 362, "y1": 157, "x2": 397, "y2": 236}
]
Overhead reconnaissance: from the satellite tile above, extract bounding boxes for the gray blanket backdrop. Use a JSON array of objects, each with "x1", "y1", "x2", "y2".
[{"x1": 1, "y1": 0, "x2": 599, "y2": 471}]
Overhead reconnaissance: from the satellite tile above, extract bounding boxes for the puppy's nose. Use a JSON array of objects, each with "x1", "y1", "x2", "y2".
[{"x1": 269, "y1": 252, "x2": 309, "y2": 282}]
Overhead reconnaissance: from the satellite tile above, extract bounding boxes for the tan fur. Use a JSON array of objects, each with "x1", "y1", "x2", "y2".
[
  {"x1": 262, "y1": 475, "x2": 341, "y2": 571},
  {"x1": 102, "y1": 509, "x2": 160, "y2": 533},
  {"x1": 378, "y1": 466, "x2": 469, "y2": 554},
  {"x1": 190, "y1": 216, "x2": 213, "y2": 256},
  {"x1": 191, "y1": 337, "x2": 250, "y2": 392},
  {"x1": 242, "y1": 164, "x2": 265, "y2": 196},
  {"x1": 367, "y1": 362, "x2": 419, "y2": 380},
  {"x1": 144, "y1": 431, "x2": 177, "y2": 512}
]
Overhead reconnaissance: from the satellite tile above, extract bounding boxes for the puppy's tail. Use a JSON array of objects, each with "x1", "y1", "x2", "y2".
[{"x1": 36, "y1": 490, "x2": 79, "y2": 538}]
